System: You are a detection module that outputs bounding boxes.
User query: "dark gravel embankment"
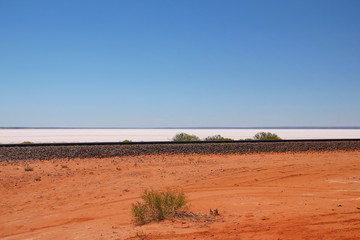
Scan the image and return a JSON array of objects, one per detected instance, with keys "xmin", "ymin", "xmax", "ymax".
[
  {"xmin": 0, "ymin": 140, "xmax": 360, "ymax": 161},
  {"xmin": 1, "ymin": 140, "xmax": 360, "ymax": 161}
]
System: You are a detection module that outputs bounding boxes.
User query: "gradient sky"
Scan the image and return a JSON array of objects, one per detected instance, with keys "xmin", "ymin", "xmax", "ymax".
[{"xmin": 1, "ymin": 0, "xmax": 359, "ymax": 127}]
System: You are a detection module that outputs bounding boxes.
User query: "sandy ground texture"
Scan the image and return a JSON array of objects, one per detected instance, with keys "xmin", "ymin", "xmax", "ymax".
[{"xmin": 1, "ymin": 151, "xmax": 360, "ymax": 240}]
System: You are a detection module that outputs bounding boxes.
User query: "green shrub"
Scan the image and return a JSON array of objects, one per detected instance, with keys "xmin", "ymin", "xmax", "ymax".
[
  {"xmin": 131, "ymin": 189, "xmax": 187, "ymax": 225},
  {"xmin": 132, "ymin": 202, "xmax": 148, "ymax": 225},
  {"xmin": 204, "ymin": 135, "xmax": 234, "ymax": 141},
  {"xmin": 22, "ymin": 141, "xmax": 33, "ymax": 144},
  {"xmin": 253, "ymin": 132, "xmax": 282, "ymax": 140},
  {"xmin": 122, "ymin": 140, "xmax": 132, "ymax": 142},
  {"xmin": 172, "ymin": 133, "xmax": 200, "ymax": 142}
]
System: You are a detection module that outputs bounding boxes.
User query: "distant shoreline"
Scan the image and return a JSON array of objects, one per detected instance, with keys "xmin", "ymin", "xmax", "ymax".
[{"xmin": 1, "ymin": 128, "xmax": 359, "ymax": 144}]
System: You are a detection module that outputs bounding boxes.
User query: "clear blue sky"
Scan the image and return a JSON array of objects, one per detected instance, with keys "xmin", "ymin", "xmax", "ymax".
[{"xmin": 1, "ymin": 0, "xmax": 359, "ymax": 127}]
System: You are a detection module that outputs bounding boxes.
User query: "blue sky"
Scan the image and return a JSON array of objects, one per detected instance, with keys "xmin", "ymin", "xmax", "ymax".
[{"xmin": 1, "ymin": 0, "xmax": 359, "ymax": 127}]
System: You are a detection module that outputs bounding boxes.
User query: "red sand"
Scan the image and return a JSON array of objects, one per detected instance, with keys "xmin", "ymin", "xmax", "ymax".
[{"xmin": 1, "ymin": 151, "xmax": 360, "ymax": 239}]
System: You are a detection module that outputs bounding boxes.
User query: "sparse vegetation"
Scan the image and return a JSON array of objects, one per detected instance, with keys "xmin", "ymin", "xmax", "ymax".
[
  {"xmin": 123, "ymin": 140, "xmax": 132, "ymax": 142},
  {"xmin": 22, "ymin": 141, "xmax": 33, "ymax": 144},
  {"xmin": 131, "ymin": 189, "xmax": 187, "ymax": 225},
  {"xmin": 24, "ymin": 167, "xmax": 33, "ymax": 171},
  {"xmin": 172, "ymin": 133, "xmax": 200, "ymax": 142},
  {"xmin": 61, "ymin": 164, "xmax": 68, "ymax": 168},
  {"xmin": 209, "ymin": 208, "xmax": 220, "ymax": 216},
  {"xmin": 253, "ymin": 132, "xmax": 282, "ymax": 140},
  {"xmin": 204, "ymin": 135, "xmax": 234, "ymax": 141},
  {"xmin": 135, "ymin": 230, "xmax": 147, "ymax": 240},
  {"xmin": 239, "ymin": 132, "xmax": 282, "ymax": 141}
]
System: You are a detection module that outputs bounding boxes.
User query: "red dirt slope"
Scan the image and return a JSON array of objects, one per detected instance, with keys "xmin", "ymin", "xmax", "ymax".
[{"xmin": 1, "ymin": 151, "xmax": 360, "ymax": 239}]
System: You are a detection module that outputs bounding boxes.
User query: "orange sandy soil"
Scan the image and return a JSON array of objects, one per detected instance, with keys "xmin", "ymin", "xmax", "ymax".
[{"xmin": 1, "ymin": 151, "xmax": 360, "ymax": 240}]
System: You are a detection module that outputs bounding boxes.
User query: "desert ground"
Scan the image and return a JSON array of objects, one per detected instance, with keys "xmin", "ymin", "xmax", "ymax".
[{"xmin": 1, "ymin": 151, "xmax": 360, "ymax": 240}]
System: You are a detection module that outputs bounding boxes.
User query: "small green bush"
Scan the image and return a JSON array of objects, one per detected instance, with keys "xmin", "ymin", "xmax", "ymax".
[
  {"xmin": 22, "ymin": 141, "xmax": 33, "ymax": 144},
  {"xmin": 204, "ymin": 135, "xmax": 234, "ymax": 141},
  {"xmin": 172, "ymin": 133, "xmax": 200, "ymax": 142},
  {"xmin": 253, "ymin": 132, "xmax": 282, "ymax": 140},
  {"xmin": 122, "ymin": 140, "xmax": 132, "ymax": 142},
  {"xmin": 131, "ymin": 189, "xmax": 187, "ymax": 225},
  {"xmin": 24, "ymin": 167, "xmax": 33, "ymax": 171}
]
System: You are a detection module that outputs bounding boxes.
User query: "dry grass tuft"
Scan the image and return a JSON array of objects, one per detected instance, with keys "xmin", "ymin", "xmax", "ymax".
[{"xmin": 131, "ymin": 189, "xmax": 187, "ymax": 225}]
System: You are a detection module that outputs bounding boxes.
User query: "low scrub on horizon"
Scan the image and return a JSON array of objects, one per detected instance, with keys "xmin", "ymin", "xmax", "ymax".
[
  {"xmin": 172, "ymin": 133, "xmax": 201, "ymax": 141},
  {"xmin": 239, "ymin": 132, "xmax": 282, "ymax": 141},
  {"xmin": 253, "ymin": 132, "xmax": 282, "ymax": 140},
  {"xmin": 172, "ymin": 132, "xmax": 281, "ymax": 142}
]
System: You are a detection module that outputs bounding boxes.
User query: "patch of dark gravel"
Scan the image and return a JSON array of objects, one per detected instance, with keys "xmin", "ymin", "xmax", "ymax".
[{"xmin": 0, "ymin": 141, "xmax": 360, "ymax": 161}]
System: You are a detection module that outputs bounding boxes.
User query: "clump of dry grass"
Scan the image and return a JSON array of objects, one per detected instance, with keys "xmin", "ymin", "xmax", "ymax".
[{"xmin": 24, "ymin": 167, "xmax": 33, "ymax": 171}]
